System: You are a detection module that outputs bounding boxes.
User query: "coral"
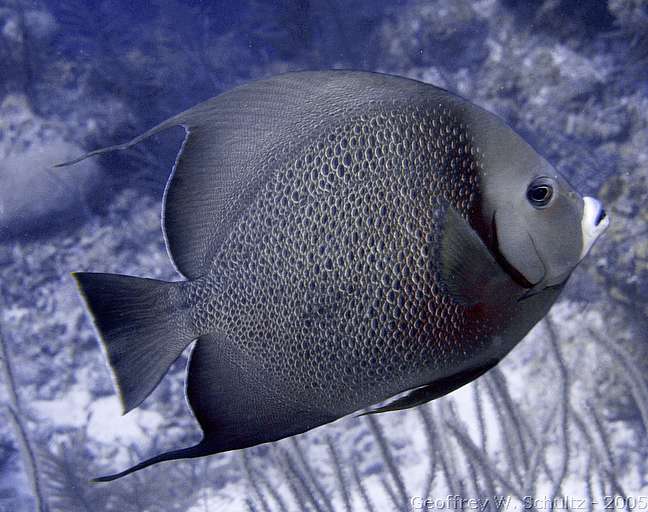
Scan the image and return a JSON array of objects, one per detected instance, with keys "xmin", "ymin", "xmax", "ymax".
[{"xmin": 0, "ymin": 94, "xmax": 102, "ymax": 236}]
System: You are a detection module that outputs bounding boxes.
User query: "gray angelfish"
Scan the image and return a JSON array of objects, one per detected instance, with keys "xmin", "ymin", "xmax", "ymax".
[{"xmin": 59, "ymin": 71, "xmax": 609, "ymax": 481}]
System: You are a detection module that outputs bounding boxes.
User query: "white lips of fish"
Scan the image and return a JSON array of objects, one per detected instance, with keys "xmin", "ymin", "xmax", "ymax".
[{"xmin": 580, "ymin": 196, "xmax": 609, "ymax": 260}]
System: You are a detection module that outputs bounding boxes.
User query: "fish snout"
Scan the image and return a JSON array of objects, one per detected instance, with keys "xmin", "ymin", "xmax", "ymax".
[{"xmin": 580, "ymin": 196, "xmax": 610, "ymax": 259}]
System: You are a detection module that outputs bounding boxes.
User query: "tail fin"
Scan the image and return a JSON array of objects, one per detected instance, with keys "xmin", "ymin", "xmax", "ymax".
[{"xmin": 73, "ymin": 272, "xmax": 194, "ymax": 413}]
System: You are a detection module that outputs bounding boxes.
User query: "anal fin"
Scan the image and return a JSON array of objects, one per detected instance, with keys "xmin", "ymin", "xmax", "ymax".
[
  {"xmin": 94, "ymin": 334, "xmax": 334, "ymax": 481},
  {"xmin": 186, "ymin": 334, "xmax": 332, "ymax": 452}
]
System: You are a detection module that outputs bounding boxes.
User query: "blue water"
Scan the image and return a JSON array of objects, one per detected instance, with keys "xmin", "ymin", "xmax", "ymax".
[{"xmin": 1, "ymin": 1, "xmax": 646, "ymax": 510}]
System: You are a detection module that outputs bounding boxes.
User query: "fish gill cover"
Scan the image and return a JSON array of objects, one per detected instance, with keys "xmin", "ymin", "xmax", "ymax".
[{"xmin": 0, "ymin": 0, "xmax": 646, "ymax": 511}]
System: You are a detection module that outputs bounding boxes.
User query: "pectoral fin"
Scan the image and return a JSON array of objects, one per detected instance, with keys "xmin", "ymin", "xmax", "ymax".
[{"xmin": 440, "ymin": 206, "xmax": 513, "ymax": 305}]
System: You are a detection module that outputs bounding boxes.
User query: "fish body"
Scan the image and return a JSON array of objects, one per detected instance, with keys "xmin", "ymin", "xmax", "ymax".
[{"xmin": 63, "ymin": 71, "xmax": 609, "ymax": 480}]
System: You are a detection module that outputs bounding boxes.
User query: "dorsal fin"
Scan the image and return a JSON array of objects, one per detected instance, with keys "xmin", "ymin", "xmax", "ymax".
[
  {"xmin": 161, "ymin": 71, "xmax": 446, "ymax": 278},
  {"xmin": 58, "ymin": 71, "xmax": 454, "ymax": 279}
]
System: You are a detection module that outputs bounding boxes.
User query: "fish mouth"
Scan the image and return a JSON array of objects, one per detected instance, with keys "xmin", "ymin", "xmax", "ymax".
[
  {"xmin": 580, "ymin": 196, "xmax": 609, "ymax": 260},
  {"xmin": 490, "ymin": 198, "xmax": 609, "ymax": 302}
]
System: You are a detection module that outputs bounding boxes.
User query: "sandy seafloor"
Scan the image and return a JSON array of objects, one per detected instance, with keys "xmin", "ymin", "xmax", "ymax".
[{"xmin": 0, "ymin": 0, "xmax": 647, "ymax": 510}]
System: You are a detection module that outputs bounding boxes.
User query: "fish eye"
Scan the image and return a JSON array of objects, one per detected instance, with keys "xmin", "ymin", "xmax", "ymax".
[{"xmin": 526, "ymin": 177, "xmax": 555, "ymax": 209}]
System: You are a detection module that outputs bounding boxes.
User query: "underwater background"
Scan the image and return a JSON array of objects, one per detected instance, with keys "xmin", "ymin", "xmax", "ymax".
[{"xmin": 0, "ymin": 0, "xmax": 647, "ymax": 510}]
